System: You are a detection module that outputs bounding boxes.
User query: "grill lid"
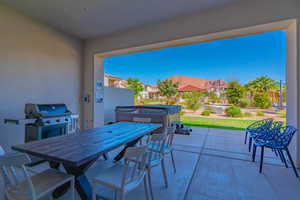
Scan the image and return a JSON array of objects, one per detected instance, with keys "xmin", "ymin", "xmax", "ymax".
[{"xmin": 25, "ymin": 103, "xmax": 71, "ymax": 119}]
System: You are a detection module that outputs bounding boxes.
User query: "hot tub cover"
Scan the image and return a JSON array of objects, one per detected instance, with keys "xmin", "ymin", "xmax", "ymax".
[{"xmin": 116, "ymin": 105, "xmax": 181, "ymax": 114}]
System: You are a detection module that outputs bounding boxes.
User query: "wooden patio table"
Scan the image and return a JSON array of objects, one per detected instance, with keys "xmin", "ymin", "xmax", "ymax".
[{"xmin": 12, "ymin": 121, "xmax": 162, "ymax": 200}]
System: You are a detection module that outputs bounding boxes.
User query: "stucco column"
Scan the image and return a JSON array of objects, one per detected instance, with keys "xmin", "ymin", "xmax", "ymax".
[{"xmin": 286, "ymin": 21, "xmax": 299, "ymax": 167}]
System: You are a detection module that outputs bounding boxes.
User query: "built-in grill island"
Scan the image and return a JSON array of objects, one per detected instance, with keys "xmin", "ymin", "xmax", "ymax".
[{"xmin": 24, "ymin": 103, "xmax": 72, "ymax": 142}]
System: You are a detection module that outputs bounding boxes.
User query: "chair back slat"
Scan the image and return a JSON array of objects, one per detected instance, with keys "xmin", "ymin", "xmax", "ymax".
[
  {"xmin": 0, "ymin": 153, "xmax": 36, "ymax": 199},
  {"xmin": 146, "ymin": 132, "xmax": 168, "ymax": 171},
  {"xmin": 273, "ymin": 125, "xmax": 297, "ymax": 148},
  {"xmin": 269, "ymin": 121, "xmax": 284, "ymax": 130},
  {"xmin": 247, "ymin": 118, "xmax": 273, "ymax": 132},
  {"xmin": 257, "ymin": 121, "xmax": 284, "ymax": 141},
  {"xmin": 166, "ymin": 126, "xmax": 176, "ymax": 148},
  {"xmin": 121, "ymin": 146, "xmax": 148, "ymax": 188}
]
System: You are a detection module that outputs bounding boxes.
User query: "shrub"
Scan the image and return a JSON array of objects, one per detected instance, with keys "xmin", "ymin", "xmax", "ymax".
[
  {"xmin": 165, "ymin": 97, "xmax": 177, "ymax": 105},
  {"xmin": 276, "ymin": 110, "xmax": 286, "ymax": 118},
  {"xmin": 225, "ymin": 106, "xmax": 242, "ymax": 117},
  {"xmin": 239, "ymin": 99, "xmax": 251, "ymax": 108},
  {"xmin": 205, "ymin": 100, "xmax": 211, "ymax": 105},
  {"xmin": 185, "ymin": 90, "xmax": 202, "ymax": 112},
  {"xmin": 256, "ymin": 111, "xmax": 265, "ymax": 117},
  {"xmin": 180, "ymin": 111, "xmax": 186, "ymax": 116},
  {"xmin": 253, "ymin": 92, "xmax": 272, "ymax": 108},
  {"xmin": 216, "ymin": 99, "xmax": 223, "ymax": 104},
  {"xmin": 243, "ymin": 112, "xmax": 253, "ymax": 117},
  {"xmin": 201, "ymin": 109, "xmax": 211, "ymax": 116},
  {"xmin": 204, "ymin": 106, "xmax": 213, "ymax": 112}
]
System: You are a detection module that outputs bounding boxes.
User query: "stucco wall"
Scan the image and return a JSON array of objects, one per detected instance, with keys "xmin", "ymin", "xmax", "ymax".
[
  {"xmin": 0, "ymin": 4, "xmax": 82, "ymax": 151},
  {"xmin": 104, "ymin": 87, "xmax": 134, "ymax": 124},
  {"xmin": 84, "ymin": 0, "xmax": 300, "ymax": 165}
]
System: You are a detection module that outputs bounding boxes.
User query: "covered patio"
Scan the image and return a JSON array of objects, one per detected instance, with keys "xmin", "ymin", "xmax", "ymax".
[{"xmin": 1, "ymin": 0, "xmax": 300, "ymax": 199}]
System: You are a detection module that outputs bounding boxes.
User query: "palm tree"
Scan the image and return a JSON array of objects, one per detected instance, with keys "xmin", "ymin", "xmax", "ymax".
[{"xmin": 245, "ymin": 76, "xmax": 276, "ymax": 93}]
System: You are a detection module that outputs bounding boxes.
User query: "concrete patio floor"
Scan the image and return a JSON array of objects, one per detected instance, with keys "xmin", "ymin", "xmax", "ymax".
[
  {"xmin": 1, "ymin": 127, "xmax": 299, "ymax": 200},
  {"xmin": 89, "ymin": 127, "xmax": 300, "ymax": 200}
]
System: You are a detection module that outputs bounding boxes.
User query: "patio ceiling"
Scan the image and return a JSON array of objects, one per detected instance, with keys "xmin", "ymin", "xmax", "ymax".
[{"xmin": 0, "ymin": 0, "xmax": 244, "ymax": 39}]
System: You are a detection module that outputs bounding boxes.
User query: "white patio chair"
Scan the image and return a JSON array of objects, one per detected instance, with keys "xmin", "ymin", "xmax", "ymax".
[
  {"xmin": 92, "ymin": 145, "xmax": 150, "ymax": 200},
  {"xmin": 0, "ymin": 152, "xmax": 75, "ymax": 200},
  {"xmin": 0, "ymin": 145, "xmax": 39, "ymax": 175},
  {"xmin": 164, "ymin": 126, "xmax": 177, "ymax": 173},
  {"xmin": 146, "ymin": 133, "xmax": 169, "ymax": 200},
  {"xmin": 147, "ymin": 126, "xmax": 177, "ymax": 174},
  {"xmin": 132, "ymin": 117, "xmax": 152, "ymax": 145}
]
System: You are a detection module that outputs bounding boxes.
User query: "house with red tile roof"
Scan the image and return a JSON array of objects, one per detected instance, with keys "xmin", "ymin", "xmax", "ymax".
[
  {"xmin": 104, "ymin": 74, "xmax": 227, "ymax": 98},
  {"xmin": 167, "ymin": 75, "xmax": 227, "ymax": 94},
  {"xmin": 104, "ymin": 73, "xmax": 128, "ymax": 88},
  {"xmin": 141, "ymin": 84, "xmax": 160, "ymax": 98}
]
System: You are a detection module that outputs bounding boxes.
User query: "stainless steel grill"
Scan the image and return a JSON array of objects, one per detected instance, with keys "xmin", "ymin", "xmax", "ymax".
[{"xmin": 24, "ymin": 103, "xmax": 72, "ymax": 142}]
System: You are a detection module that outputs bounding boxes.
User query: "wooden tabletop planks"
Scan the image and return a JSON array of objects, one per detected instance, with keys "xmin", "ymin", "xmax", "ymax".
[{"xmin": 12, "ymin": 122, "xmax": 161, "ymax": 166}]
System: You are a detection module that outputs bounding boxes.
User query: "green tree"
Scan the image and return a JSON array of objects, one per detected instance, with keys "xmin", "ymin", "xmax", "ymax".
[
  {"xmin": 157, "ymin": 79, "xmax": 178, "ymax": 104},
  {"xmin": 183, "ymin": 90, "xmax": 202, "ymax": 112},
  {"xmin": 245, "ymin": 76, "xmax": 276, "ymax": 93},
  {"xmin": 225, "ymin": 81, "xmax": 246, "ymax": 105},
  {"xmin": 127, "ymin": 77, "xmax": 144, "ymax": 100},
  {"xmin": 253, "ymin": 92, "xmax": 272, "ymax": 108},
  {"xmin": 245, "ymin": 76, "xmax": 276, "ymax": 107}
]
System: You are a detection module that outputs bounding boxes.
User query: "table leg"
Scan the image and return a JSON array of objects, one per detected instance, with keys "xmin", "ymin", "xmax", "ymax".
[
  {"xmin": 63, "ymin": 158, "xmax": 98, "ymax": 200},
  {"xmin": 113, "ymin": 136, "xmax": 142, "ymax": 161},
  {"xmin": 49, "ymin": 161, "xmax": 70, "ymax": 199},
  {"xmin": 49, "ymin": 161, "xmax": 60, "ymax": 169}
]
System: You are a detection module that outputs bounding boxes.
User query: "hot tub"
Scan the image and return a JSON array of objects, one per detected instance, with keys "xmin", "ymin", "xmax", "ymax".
[{"xmin": 115, "ymin": 105, "xmax": 181, "ymax": 131}]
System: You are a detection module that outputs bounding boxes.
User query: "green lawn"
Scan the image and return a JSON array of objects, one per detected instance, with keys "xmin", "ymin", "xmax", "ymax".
[{"xmin": 181, "ymin": 116, "xmax": 258, "ymax": 130}]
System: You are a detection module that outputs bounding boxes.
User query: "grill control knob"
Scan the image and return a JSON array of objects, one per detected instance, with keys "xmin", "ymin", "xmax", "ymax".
[
  {"xmin": 65, "ymin": 118, "xmax": 69, "ymax": 122},
  {"xmin": 46, "ymin": 120, "xmax": 51, "ymax": 124},
  {"xmin": 56, "ymin": 119, "xmax": 60, "ymax": 122}
]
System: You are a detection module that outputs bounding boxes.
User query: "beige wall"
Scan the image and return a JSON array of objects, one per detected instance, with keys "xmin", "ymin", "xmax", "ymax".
[
  {"xmin": 0, "ymin": 4, "xmax": 82, "ymax": 151},
  {"xmin": 104, "ymin": 87, "xmax": 134, "ymax": 124},
  {"xmin": 84, "ymin": 0, "xmax": 300, "ymax": 165}
]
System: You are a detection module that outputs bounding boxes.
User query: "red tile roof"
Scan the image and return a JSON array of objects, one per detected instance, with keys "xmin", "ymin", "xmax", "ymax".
[
  {"xmin": 104, "ymin": 73, "xmax": 122, "ymax": 80},
  {"xmin": 167, "ymin": 75, "xmax": 227, "ymax": 91},
  {"xmin": 146, "ymin": 84, "xmax": 157, "ymax": 88},
  {"xmin": 178, "ymin": 85, "xmax": 206, "ymax": 92}
]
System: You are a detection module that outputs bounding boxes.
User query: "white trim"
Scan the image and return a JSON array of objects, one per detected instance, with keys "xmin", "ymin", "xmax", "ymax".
[{"xmin": 95, "ymin": 19, "xmax": 295, "ymax": 58}]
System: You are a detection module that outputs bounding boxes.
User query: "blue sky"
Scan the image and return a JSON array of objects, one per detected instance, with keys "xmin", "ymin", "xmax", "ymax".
[{"xmin": 104, "ymin": 30, "xmax": 286, "ymax": 84}]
